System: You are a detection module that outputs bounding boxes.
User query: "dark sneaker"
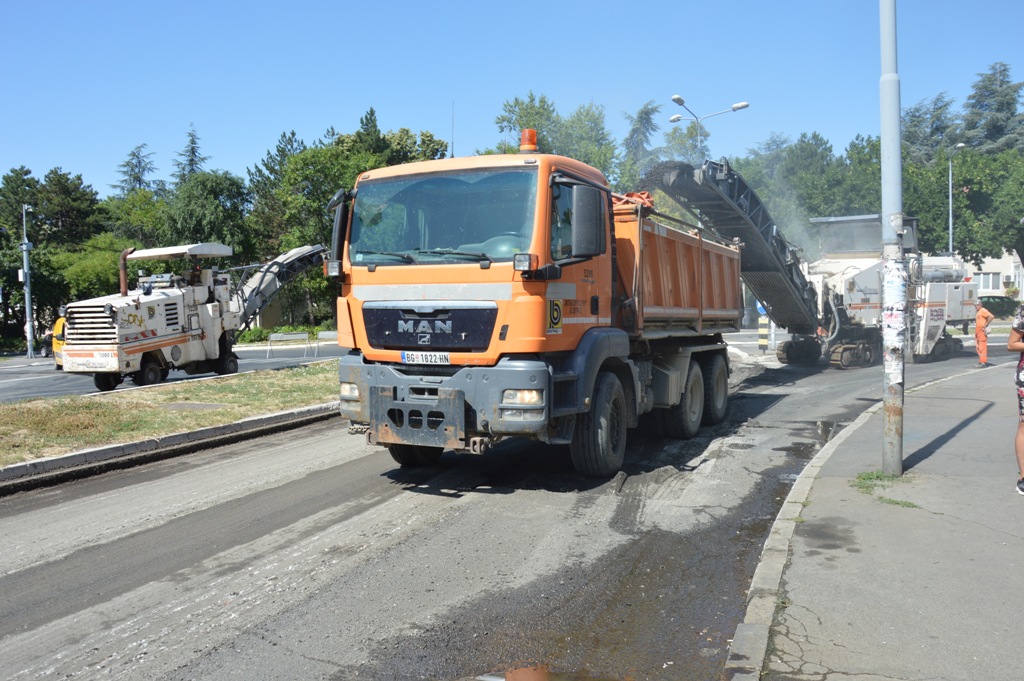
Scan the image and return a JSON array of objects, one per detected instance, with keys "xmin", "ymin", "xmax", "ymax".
[
  {"xmin": 1017, "ymin": 479, "xmax": 1024, "ymax": 496},
  {"xmin": 974, "ymin": 362, "xmax": 988, "ymax": 368}
]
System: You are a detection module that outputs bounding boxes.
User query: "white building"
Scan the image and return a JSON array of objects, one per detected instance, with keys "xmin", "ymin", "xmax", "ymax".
[{"xmin": 969, "ymin": 250, "xmax": 1022, "ymax": 297}]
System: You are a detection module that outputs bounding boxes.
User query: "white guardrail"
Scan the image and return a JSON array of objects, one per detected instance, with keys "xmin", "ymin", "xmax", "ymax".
[
  {"xmin": 264, "ymin": 330, "xmax": 340, "ymax": 358},
  {"xmin": 315, "ymin": 330, "xmax": 338, "ymax": 356},
  {"xmin": 266, "ymin": 332, "xmax": 311, "ymax": 358}
]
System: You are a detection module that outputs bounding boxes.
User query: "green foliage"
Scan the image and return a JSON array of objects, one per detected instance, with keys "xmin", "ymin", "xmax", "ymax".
[
  {"xmin": 165, "ymin": 170, "xmax": 253, "ymax": 260},
  {"xmin": 963, "ymin": 62, "xmax": 1023, "ymax": 153},
  {"xmin": 172, "ymin": 124, "xmax": 210, "ymax": 186},
  {"xmin": 494, "ymin": 91, "xmax": 561, "ymax": 154},
  {"xmin": 236, "ymin": 326, "xmax": 270, "ymax": 343},
  {"xmin": 104, "ymin": 187, "xmax": 169, "ymax": 247},
  {"xmin": 34, "ymin": 168, "xmax": 103, "ymax": 244},
  {"xmin": 49, "ymin": 232, "xmax": 140, "ymax": 303},
  {"xmin": 556, "ymin": 103, "xmax": 618, "ymax": 180},
  {"xmin": 112, "ymin": 144, "xmax": 157, "ymax": 196}
]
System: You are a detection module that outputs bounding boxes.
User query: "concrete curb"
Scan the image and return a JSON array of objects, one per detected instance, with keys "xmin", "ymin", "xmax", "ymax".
[{"xmin": 0, "ymin": 401, "xmax": 341, "ymax": 492}]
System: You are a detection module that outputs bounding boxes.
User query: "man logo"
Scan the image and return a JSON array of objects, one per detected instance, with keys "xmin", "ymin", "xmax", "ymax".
[
  {"xmin": 548, "ymin": 299, "xmax": 563, "ymax": 334},
  {"xmin": 399, "ymin": 320, "xmax": 452, "ymax": 334}
]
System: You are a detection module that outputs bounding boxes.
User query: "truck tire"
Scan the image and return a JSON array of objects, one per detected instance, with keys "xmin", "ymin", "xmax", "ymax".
[
  {"xmin": 93, "ymin": 373, "xmax": 120, "ymax": 392},
  {"xmin": 216, "ymin": 353, "xmax": 239, "ymax": 375},
  {"xmin": 133, "ymin": 357, "xmax": 163, "ymax": 386},
  {"xmin": 387, "ymin": 444, "xmax": 443, "ymax": 468},
  {"xmin": 701, "ymin": 354, "xmax": 729, "ymax": 425},
  {"xmin": 570, "ymin": 372, "xmax": 627, "ymax": 477},
  {"xmin": 662, "ymin": 361, "xmax": 704, "ymax": 439}
]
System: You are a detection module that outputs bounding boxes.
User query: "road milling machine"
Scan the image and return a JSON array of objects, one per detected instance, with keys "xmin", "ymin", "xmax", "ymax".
[{"xmin": 60, "ymin": 243, "xmax": 326, "ymax": 391}]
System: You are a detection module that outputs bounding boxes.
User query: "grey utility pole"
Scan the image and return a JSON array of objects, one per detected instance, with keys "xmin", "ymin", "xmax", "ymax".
[
  {"xmin": 21, "ymin": 204, "xmax": 35, "ymax": 359},
  {"xmin": 879, "ymin": 0, "xmax": 905, "ymax": 476}
]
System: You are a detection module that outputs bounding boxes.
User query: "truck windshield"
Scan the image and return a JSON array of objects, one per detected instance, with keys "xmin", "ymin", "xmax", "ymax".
[{"xmin": 348, "ymin": 168, "xmax": 537, "ymax": 265}]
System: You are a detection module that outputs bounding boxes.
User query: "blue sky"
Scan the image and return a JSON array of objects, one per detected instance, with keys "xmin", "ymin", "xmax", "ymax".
[{"xmin": 2, "ymin": 1, "xmax": 1020, "ymax": 199}]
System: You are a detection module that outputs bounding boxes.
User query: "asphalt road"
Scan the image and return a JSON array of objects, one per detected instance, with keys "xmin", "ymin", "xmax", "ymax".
[
  {"xmin": 0, "ymin": 338, "xmax": 1007, "ymax": 680},
  {"xmin": 0, "ymin": 342, "xmax": 348, "ymax": 402}
]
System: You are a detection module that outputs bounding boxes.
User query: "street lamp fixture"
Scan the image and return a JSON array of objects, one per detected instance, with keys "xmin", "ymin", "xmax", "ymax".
[
  {"xmin": 669, "ymin": 95, "xmax": 749, "ymax": 155},
  {"xmin": 948, "ymin": 142, "xmax": 966, "ymax": 254}
]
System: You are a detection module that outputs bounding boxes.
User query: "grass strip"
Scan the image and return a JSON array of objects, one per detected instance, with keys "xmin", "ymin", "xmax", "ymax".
[{"xmin": 0, "ymin": 360, "xmax": 338, "ymax": 467}]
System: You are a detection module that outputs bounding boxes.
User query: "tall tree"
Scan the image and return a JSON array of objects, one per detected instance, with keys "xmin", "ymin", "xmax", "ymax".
[
  {"xmin": 0, "ymin": 167, "xmax": 41, "ymax": 336},
  {"xmin": 247, "ymin": 131, "xmax": 308, "ymax": 257},
  {"xmin": 353, "ymin": 109, "xmax": 388, "ymax": 156},
  {"xmin": 901, "ymin": 93, "xmax": 960, "ymax": 164},
  {"xmin": 49, "ymin": 232, "xmax": 140, "ymax": 302},
  {"xmin": 383, "ymin": 128, "xmax": 448, "ymax": 164},
  {"xmin": 618, "ymin": 101, "xmax": 662, "ymax": 191},
  {"xmin": 494, "ymin": 92, "xmax": 560, "ymax": 153},
  {"xmin": 556, "ymin": 103, "xmax": 617, "ymax": 180},
  {"xmin": 830, "ymin": 135, "xmax": 879, "ymax": 215},
  {"xmin": 0, "ymin": 167, "xmax": 39, "ymax": 243},
  {"xmin": 165, "ymin": 171, "xmax": 253, "ymax": 259},
  {"xmin": 104, "ymin": 188, "xmax": 169, "ymax": 248},
  {"xmin": 34, "ymin": 168, "xmax": 103, "ymax": 244},
  {"xmin": 112, "ymin": 144, "xmax": 157, "ymax": 195},
  {"xmin": 172, "ymin": 124, "xmax": 211, "ymax": 186},
  {"xmin": 661, "ymin": 121, "xmax": 707, "ymax": 166},
  {"xmin": 987, "ymin": 149, "xmax": 1024, "ymax": 262},
  {"xmin": 962, "ymin": 62, "xmax": 1024, "ymax": 153}
]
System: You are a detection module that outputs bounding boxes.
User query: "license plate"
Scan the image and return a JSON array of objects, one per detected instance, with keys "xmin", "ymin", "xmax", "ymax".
[{"xmin": 401, "ymin": 351, "xmax": 450, "ymax": 365}]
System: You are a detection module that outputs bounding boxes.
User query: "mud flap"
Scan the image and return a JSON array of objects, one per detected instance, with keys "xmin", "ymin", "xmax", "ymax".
[{"xmin": 367, "ymin": 386, "xmax": 465, "ymax": 449}]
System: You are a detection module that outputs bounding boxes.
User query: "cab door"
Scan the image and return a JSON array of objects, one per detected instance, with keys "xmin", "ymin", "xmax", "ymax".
[{"xmin": 544, "ymin": 180, "xmax": 610, "ymax": 345}]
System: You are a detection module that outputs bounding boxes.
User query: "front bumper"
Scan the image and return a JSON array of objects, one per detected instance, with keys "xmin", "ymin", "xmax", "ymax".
[{"xmin": 338, "ymin": 354, "xmax": 552, "ymax": 449}]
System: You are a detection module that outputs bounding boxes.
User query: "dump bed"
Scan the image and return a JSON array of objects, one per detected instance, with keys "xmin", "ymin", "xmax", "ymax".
[{"xmin": 613, "ymin": 194, "xmax": 742, "ymax": 339}]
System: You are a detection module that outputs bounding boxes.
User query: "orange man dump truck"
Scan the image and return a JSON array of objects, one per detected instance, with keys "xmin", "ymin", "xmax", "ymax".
[{"xmin": 324, "ymin": 130, "xmax": 743, "ymax": 477}]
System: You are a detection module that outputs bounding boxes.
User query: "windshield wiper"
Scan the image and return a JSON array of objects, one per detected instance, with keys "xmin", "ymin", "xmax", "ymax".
[
  {"xmin": 354, "ymin": 250, "xmax": 418, "ymax": 263},
  {"xmin": 415, "ymin": 248, "xmax": 493, "ymax": 263}
]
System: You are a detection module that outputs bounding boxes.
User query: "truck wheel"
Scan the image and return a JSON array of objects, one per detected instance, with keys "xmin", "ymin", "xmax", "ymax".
[
  {"xmin": 133, "ymin": 358, "xmax": 163, "ymax": 386},
  {"xmin": 702, "ymin": 354, "xmax": 729, "ymax": 425},
  {"xmin": 662, "ymin": 361, "xmax": 704, "ymax": 439},
  {"xmin": 570, "ymin": 372, "xmax": 627, "ymax": 477},
  {"xmin": 216, "ymin": 353, "xmax": 239, "ymax": 375},
  {"xmin": 387, "ymin": 444, "xmax": 443, "ymax": 468},
  {"xmin": 93, "ymin": 373, "xmax": 120, "ymax": 392}
]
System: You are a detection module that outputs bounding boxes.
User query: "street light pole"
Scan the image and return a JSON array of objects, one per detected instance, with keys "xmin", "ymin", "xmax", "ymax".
[
  {"xmin": 21, "ymin": 204, "xmax": 34, "ymax": 359},
  {"xmin": 948, "ymin": 142, "xmax": 966, "ymax": 254},
  {"xmin": 669, "ymin": 95, "xmax": 749, "ymax": 158}
]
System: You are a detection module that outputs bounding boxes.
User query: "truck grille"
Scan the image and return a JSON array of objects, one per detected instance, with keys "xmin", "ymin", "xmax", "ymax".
[
  {"xmin": 362, "ymin": 305, "xmax": 498, "ymax": 352},
  {"xmin": 66, "ymin": 305, "xmax": 118, "ymax": 343}
]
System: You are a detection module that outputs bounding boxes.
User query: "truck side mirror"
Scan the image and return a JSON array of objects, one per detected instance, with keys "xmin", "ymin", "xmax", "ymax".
[
  {"xmin": 571, "ymin": 185, "xmax": 604, "ymax": 258},
  {"xmin": 326, "ymin": 188, "xmax": 352, "ymax": 278}
]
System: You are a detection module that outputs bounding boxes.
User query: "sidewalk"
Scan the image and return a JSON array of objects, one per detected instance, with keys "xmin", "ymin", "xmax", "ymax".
[{"xmin": 726, "ymin": 359, "xmax": 1024, "ymax": 680}]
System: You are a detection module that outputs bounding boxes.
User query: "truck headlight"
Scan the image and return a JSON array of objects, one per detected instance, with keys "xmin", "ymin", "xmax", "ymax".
[
  {"xmin": 502, "ymin": 389, "xmax": 542, "ymax": 405},
  {"xmin": 339, "ymin": 382, "xmax": 360, "ymax": 399}
]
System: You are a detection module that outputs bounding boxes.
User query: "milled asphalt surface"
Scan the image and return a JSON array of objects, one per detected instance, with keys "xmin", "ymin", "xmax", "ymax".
[{"xmin": 4, "ymin": 340, "xmax": 1022, "ymax": 680}]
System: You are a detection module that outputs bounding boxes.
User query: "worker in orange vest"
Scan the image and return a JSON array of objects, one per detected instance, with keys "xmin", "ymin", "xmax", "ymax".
[{"xmin": 974, "ymin": 299, "xmax": 995, "ymax": 367}]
